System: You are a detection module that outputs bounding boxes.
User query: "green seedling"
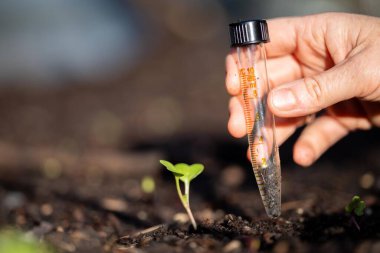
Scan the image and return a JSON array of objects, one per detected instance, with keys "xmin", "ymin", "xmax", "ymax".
[
  {"xmin": 160, "ymin": 160, "xmax": 204, "ymax": 229},
  {"xmin": 345, "ymin": 195, "xmax": 366, "ymax": 231},
  {"xmin": 0, "ymin": 228, "xmax": 53, "ymax": 253}
]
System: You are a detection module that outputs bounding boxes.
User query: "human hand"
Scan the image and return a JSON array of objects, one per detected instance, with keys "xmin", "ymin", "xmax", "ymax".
[{"xmin": 226, "ymin": 13, "xmax": 380, "ymax": 167}]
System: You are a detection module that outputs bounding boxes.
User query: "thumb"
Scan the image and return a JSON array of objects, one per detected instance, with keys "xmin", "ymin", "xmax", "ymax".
[{"xmin": 268, "ymin": 59, "xmax": 363, "ymax": 117}]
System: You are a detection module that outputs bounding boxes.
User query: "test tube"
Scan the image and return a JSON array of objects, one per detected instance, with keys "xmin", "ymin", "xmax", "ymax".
[{"xmin": 229, "ymin": 20, "xmax": 281, "ymax": 218}]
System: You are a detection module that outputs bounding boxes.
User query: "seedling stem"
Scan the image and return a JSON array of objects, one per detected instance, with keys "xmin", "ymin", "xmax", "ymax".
[{"xmin": 160, "ymin": 160, "xmax": 204, "ymax": 230}]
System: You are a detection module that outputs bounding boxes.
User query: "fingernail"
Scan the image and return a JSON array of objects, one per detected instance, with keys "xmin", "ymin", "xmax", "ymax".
[
  {"xmin": 272, "ymin": 88, "xmax": 297, "ymax": 111},
  {"xmin": 296, "ymin": 146, "xmax": 314, "ymax": 167}
]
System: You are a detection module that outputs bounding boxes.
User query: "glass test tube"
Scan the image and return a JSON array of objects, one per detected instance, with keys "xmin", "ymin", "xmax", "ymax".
[{"xmin": 229, "ymin": 20, "xmax": 281, "ymax": 218}]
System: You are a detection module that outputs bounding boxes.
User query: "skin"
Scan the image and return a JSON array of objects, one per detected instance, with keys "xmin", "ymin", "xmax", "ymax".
[{"xmin": 225, "ymin": 13, "xmax": 380, "ymax": 167}]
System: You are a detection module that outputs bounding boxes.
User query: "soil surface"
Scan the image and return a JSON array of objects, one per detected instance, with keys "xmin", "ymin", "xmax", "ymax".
[{"xmin": 0, "ymin": 2, "xmax": 380, "ymax": 253}]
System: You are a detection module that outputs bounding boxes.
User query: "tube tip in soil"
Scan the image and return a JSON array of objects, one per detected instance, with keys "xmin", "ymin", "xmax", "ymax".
[{"xmin": 266, "ymin": 209, "xmax": 281, "ymax": 219}]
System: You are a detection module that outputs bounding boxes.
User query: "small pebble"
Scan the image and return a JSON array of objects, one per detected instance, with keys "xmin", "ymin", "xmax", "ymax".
[
  {"xmin": 101, "ymin": 198, "xmax": 128, "ymax": 212},
  {"xmin": 40, "ymin": 203, "xmax": 53, "ymax": 216},
  {"xmin": 189, "ymin": 242, "xmax": 198, "ymax": 249},
  {"xmin": 16, "ymin": 215, "xmax": 26, "ymax": 225},
  {"xmin": 225, "ymin": 214, "xmax": 234, "ymax": 221},
  {"xmin": 73, "ymin": 208, "xmax": 84, "ymax": 222},
  {"xmin": 365, "ymin": 208, "xmax": 373, "ymax": 216},
  {"xmin": 296, "ymin": 208, "xmax": 304, "ymax": 215},
  {"xmin": 115, "ymin": 248, "xmax": 145, "ymax": 253},
  {"xmin": 173, "ymin": 213, "xmax": 189, "ymax": 224},
  {"xmin": 137, "ymin": 211, "xmax": 148, "ymax": 220},
  {"xmin": 97, "ymin": 231, "xmax": 107, "ymax": 238},
  {"xmin": 135, "ymin": 224, "xmax": 162, "ymax": 236},
  {"xmin": 242, "ymin": 225, "xmax": 253, "ymax": 234},
  {"xmin": 360, "ymin": 172, "xmax": 375, "ymax": 189},
  {"xmin": 223, "ymin": 240, "xmax": 242, "ymax": 253},
  {"xmin": 140, "ymin": 236, "xmax": 153, "ymax": 246},
  {"xmin": 198, "ymin": 208, "xmax": 214, "ymax": 221},
  {"xmin": 57, "ymin": 241, "xmax": 76, "ymax": 252},
  {"xmin": 163, "ymin": 235, "xmax": 177, "ymax": 243},
  {"xmin": 71, "ymin": 230, "xmax": 89, "ymax": 241},
  {"xmin": 214, "ymin": 209, "xmax": 225, "ymax": 220},
  {"xmin": 31, "ymin": 221, "xmax": 54, "ymax": 238},
  {"xmin": 3, "ymin": 192, "xmax": 25, "ymax": 210}
]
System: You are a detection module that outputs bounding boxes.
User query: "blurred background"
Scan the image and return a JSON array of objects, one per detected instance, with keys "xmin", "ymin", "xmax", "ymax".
[
  {"xmin": 0, "ymin": 0, "xmax": 378, "ymax": 151},
  {"xmin": 0, "ymin": 0, "xmax": 379, "ymax": 150},
  {"xmin": 0, "ymin": 1, "xmax": 380, "ymax": 251}
]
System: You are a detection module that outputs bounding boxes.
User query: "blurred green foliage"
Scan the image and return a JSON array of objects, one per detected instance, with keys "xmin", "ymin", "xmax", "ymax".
[{"xmin": 0, "ymin": 228, "xmax": 53, "ymax": 253}]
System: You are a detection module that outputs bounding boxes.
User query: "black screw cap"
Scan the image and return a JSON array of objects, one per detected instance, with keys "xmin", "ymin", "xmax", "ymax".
[{"xmin": 229, "ymin": 20, "xmax": 269, "ymax": 47}]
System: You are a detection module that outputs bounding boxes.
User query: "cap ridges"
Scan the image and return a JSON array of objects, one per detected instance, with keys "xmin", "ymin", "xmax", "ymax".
[{"xmin": 229, "ymin": 20, "xmax": 269, "ymax": 47}]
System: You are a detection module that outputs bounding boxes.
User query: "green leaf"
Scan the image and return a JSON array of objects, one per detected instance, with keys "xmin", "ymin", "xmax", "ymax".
[
  {"xmin": 352, "ymin": 196, "xmax": 360, "ymax": 204},
  {"xmin": 188, "ymin": 164, "xmax": 204, "ymax": 181},
  {"xmin": 345, "ymin": 195, "xmax": 366, "ymax": 216},
  {"xmin": 345, "ymin": 201, "xmax": 354, "ymax": 213},
  {"xmin": 174, "ymin": 163, "xmax": 204, "ymax": 183},
  {"xmin": 160, "ymin": 160, "xmax": 184, "ymax": 176},
  {"xmin": 174, "ymin": 163, "xmax": 191, "ymax": 176},
  {"xmin": 354, "ymin": 200, "xmax": 366, "ymax": 216}
]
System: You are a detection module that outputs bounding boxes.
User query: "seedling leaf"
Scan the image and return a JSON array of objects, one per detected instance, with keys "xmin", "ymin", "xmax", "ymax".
[
  {"xmin": 174, "ymin": 163, "xmax": 191, "ymax": 176},
  {"xmin": 160, "ymin": 160, "xmax": 184, "ymax": 176},
  {"xmin": 188, "ymin": 164, "xmax": 204, "ymax": 181},
  {"xmin": 345, "ymin": 195, "xmax": 366, "ymax": 217},
  {"xmin": 354, "ymin": 200, "xmax": 365, "ymax": 216}
]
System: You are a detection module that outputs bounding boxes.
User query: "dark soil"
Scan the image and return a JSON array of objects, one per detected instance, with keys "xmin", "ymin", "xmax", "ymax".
[
  {"xmin": 1, "ymin": 130, "xmax": 380, "ymax": 253},
  {"xmin": 0, "ymin": 2, "xmax": 380, "ymax": 253}
]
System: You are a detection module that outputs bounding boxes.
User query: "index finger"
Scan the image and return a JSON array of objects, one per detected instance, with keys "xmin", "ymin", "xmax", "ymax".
[{"xmin": 265, "ymin": 17, "xmax": 299, "ymax": 58}]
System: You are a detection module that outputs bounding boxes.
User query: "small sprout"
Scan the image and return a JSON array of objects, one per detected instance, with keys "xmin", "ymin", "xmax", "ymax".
[
  {"xmin": 141, "ymin": 176, "xmax": 155, "ymax": 194},
  {"xmin": 345, "ymin": 195, "xmax": 366, "ymax": 216},
  {"xmin": 160, "ymin": 160, "xmax": 204, "ymax": 229},
  {"xmin": 345, "ymin": 195, "xmax": 366, "ymax": 231}
]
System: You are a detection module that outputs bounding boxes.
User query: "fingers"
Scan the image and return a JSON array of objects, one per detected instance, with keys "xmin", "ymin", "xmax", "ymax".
[
  {"xmin": 228, "ymin": 96, "xmax": 303, "ymax": 144},
  {"xmin": 275, "ymin": 116, "xmax": 304, "ymax": 146},
  {"xmin": 226, "ymin": 54, "xmax": 302, "ymax": 96},
  {"xmin": 225, "ymin": 53, "xmax": 240, "ymax": 96},
  {"xmin": 267, "ymin": 55, "xmax": 302, "ymax": 88},
  {"xmin": 265, "ymin": 17, "xmax": 299, "ymax": 58},
  {"xmin": 293, "ymin": 114, "xmax": 349, "ymax": 167},
  {"xmin": 246, "ymin": 117, "xmax": 300, "ymax": 161},
  {"xmin": 228, "ymin": 97, "xmax": 246, "ymax": 138},
  {"xmin": 268, "ymin": 56, "xmax": 365, "ymax": 118}
]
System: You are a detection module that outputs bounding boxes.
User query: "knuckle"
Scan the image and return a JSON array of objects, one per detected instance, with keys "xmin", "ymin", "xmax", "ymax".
[{"xmin": 303, "ymin": 77, "xmax": 324, "ymax": 108}]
